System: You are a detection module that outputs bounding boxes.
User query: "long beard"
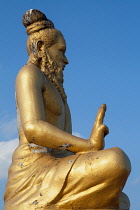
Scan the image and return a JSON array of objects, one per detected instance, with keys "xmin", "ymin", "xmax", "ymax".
[{"xmin": 41, "ymin": 51, "xmax": 67, "ymax": 102}]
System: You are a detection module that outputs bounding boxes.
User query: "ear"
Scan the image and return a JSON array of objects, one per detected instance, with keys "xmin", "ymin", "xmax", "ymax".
[{"xmin": 37, "ymin": 41, "xmax": 43, "ymax": 54}]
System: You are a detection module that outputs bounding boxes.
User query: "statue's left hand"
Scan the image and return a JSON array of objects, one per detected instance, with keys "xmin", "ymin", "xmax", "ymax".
[{"xmin": 89, "ymin": 104, "xmax": 109, "ymax": 151}]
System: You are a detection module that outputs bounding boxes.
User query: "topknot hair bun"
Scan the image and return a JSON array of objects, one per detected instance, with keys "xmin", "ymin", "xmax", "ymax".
[{"xmin": 22, "ymin": 9, "xmax": 48, "ymax": 28}]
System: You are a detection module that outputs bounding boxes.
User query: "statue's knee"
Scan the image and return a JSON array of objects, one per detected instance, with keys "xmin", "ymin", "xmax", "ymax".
[
  {"xmin": 111, "ymin": 147, "xmax": 131, "ymax": 170},
  {"xmin": 106, "ymin": 147, "xmax": 131, "ymax": 180}
]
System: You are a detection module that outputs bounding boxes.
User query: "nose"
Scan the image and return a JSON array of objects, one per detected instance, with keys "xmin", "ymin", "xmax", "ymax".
[{"xmin": 64, "ymin": 55, "xmax": 69, "ymax": 65}]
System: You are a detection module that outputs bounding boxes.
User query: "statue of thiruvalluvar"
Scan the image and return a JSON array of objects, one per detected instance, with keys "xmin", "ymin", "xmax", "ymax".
[{"xmin": 4, "ymin": 9, "xmax": 131, "ymax": 210}]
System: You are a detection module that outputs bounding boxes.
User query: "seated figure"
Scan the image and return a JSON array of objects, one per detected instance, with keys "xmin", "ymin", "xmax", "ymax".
[{"xmin": 4, "ymin": 9, "xmax": 131, "ymax": 210}]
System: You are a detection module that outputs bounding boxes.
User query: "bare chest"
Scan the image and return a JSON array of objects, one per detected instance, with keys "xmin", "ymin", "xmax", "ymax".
[{"xmin": 42, "ymin": 79, "xmax": 65, "ymax": 129}]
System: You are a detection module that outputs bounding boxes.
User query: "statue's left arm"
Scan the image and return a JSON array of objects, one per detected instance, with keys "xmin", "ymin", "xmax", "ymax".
[{"xmin": 16, "ymin": 65, "xmax": 108, "ymax": 153}]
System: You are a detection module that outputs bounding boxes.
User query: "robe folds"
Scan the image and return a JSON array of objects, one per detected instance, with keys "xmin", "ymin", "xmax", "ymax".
[{"xmin": 4, "ymin": 142, "xmax": 130, "ymax": 209}]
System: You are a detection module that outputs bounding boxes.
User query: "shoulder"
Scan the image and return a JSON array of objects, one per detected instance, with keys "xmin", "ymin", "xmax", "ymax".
[
  {"xmin": 16, "ymin": 64, "xmax": 45, "ymax": 85},
  {"xmin": 17, "ymin": 64, "xmax": 43, "ymax": 79}
]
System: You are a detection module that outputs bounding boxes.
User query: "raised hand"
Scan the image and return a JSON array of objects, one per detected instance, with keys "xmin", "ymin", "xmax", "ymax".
[{"xmin": 89, "ymin": 104, "xmax": 109, "ymax": 151}]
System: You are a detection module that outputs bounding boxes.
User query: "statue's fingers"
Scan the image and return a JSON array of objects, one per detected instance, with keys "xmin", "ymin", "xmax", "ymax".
[
  {"xmin": 94, "ymin": 104, "xmax": 106, "ymax": 126},
  {"xmin": 98, "ymin": 124, "xmax": 109, "ymax": 135},
  {"xmin": 104, "ymin": 125, "xmax": 109, "ymax": 136}
]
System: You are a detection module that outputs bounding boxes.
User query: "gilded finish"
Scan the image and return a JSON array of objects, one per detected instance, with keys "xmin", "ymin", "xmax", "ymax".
[{"xmin": 4, "ymin": 9, "xmax": 131, "ymax": 210}]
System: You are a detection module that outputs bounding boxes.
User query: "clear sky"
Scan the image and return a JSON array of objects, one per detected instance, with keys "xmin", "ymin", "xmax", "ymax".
[{"xmin": 0, "ymin": 0, "xmax": 140, "ymax": 209}]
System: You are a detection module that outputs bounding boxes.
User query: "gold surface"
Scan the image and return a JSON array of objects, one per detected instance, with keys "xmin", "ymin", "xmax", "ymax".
[{"xmin": 4, "ymin": 9, "xmax": 131, "ymax": 210}]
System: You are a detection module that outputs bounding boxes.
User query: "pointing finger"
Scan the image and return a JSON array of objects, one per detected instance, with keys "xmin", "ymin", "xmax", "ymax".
[{"xmin": 94, "ymin": 104, "xmax": 106, "ymax": 126}]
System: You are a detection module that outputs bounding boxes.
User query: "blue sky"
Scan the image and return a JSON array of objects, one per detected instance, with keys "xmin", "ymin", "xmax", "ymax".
[{"xmin": 0, "ymin": 1, "xmax": 140, "ymax": 209}]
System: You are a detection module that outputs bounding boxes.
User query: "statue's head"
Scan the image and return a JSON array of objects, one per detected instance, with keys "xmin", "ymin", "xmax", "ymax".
[
  {"xmin": 22, "ymin": 9, "xmax": 68, "ymax": 101},
  {"xmin": 22, "ymin": 9, "xmax": 68, "ymax": 75}
]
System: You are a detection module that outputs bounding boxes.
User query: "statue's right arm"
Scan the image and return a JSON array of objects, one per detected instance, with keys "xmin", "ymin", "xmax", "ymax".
[{"xmin": 16, "ymin": 65, "xmax": 107, "ymax": 153}]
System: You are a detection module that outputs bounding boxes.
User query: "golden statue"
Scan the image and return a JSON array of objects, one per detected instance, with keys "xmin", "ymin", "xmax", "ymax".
[{"xmin": 4, "ymin": 9, "xmax": 131, "ymax": 210}]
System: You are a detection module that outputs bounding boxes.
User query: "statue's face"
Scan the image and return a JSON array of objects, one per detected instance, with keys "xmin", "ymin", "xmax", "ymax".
[{"xmin": 47, "ymin": 34, "xmax": 69, "ymax": 71}]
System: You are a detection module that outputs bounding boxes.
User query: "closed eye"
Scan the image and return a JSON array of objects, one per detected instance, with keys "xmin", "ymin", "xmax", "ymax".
[{"xmin": 59, "ymin": 46, "xmax": 66, "ymax": 53}]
